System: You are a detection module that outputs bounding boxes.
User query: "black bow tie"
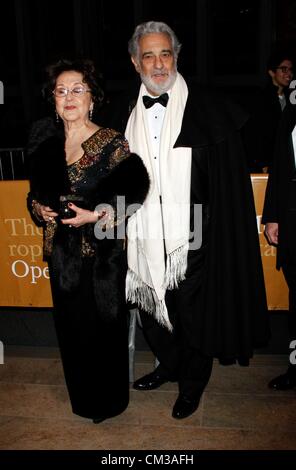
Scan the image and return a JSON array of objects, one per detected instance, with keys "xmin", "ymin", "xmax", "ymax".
[{"xmin": 142, "ymin": 93, "xmax": 169, "ymax": 109}]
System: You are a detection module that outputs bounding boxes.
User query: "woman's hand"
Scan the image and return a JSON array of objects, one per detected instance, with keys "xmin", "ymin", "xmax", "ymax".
[
  {"xmin": 32, "ymin": 200, "xmax": 58, "ymax": 222},
  {"xmin": 61, "ymin": 203, "xmax": 106, "ymax": 228}
]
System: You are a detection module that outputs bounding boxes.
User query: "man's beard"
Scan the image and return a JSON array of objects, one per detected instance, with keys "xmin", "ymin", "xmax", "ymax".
[{"xmin": 140, "ymin": 68, "xmax": 177, "ymax": 96}]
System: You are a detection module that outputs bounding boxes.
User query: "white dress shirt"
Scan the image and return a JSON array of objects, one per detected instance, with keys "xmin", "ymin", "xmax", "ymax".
[
  {"xmin": 292, "ymin": 125, "xmax": 296, "ymax": 168},
  {"xmin": 144, "ymin": 92, "xmax": 169, "ymax": 194}
]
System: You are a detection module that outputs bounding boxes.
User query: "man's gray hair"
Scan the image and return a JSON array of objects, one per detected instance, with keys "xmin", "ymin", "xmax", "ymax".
[{"xmin": 128, "ymin": 21, "xmax": 182, "ymax": 61}]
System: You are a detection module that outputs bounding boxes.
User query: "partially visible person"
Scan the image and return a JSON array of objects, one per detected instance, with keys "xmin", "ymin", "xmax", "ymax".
[
  {"xmin": 27, "ymin": 59, "xmax": 150, "ymax": 423},
  {"xmin": 123, "ymin": 21, "xmax": 269, "ymax": 420},
  {"xmin": 262, "ymin": 101, "xmax": 296, "ymax": 390},
  {"xmin": 243, "ymin": 50, "xmax": 294, "ymax": 173}
]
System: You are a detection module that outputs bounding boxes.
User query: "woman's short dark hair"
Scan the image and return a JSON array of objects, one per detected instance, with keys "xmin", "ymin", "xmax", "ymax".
[{"xmin": 42, "ymin": 58, "xmax": 104, "ymax": 105}]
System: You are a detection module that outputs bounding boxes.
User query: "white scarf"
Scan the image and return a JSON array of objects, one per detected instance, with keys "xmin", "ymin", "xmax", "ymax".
[{"xmin": 125, "ymin": 73, "xmax": 192, "ymax": 331}]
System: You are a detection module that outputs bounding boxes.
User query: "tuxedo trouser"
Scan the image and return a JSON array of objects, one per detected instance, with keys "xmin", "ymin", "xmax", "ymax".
[
  {"xmin": 139, "ymin": 242, "xmax": 213, "ymax": 398},
  {"xmin": 282, "ymin": 201, "xmax": 296, "ymax": 374}
]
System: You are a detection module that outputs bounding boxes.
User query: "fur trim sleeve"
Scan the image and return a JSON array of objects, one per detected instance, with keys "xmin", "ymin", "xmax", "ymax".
[
  {"xmin": 27, "ymin": 134, "xmax": 70, "ymax": 212},
  {"xmin": 93, "ymin": 152, "xmax": 150, "ymax": 232},
  {"xmin": 95, "ymin": 152, "xmax": 150, "ymax": 208}
]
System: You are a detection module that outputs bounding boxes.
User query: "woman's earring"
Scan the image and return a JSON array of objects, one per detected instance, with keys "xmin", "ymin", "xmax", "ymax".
[
  {"xmin": 89, "ymin": 108, "xmax": 93, "ymax": 121},
  {"xmin": 55, "ymin": 111, "xmax": 59, "ymax": 123}
]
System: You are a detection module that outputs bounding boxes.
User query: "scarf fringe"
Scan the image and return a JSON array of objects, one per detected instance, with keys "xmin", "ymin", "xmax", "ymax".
[
  {"xmin": 126, "ymin": 269, "xmax": 173, "ymax": 331},
  {"xmin": 164, "ymin": 243, "xmax": 189, "ymax": 290}
]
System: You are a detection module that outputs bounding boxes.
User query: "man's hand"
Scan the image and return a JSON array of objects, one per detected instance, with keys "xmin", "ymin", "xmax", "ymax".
[{"xmin": 264, "ymin": 222, "xmax": 279, "ymax": 245}]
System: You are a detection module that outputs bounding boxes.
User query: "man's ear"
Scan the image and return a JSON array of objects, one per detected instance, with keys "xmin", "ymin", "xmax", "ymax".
[
  {"xmin": 268, "ymin": 69, "xmax": 275, "ymax": 80},
  {"xmin": 131, "ymin": 56, "xmax": 141, "ymax": 73}
]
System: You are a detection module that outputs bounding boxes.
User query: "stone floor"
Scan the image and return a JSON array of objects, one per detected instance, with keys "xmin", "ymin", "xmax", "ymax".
[{"xmin": 0, "ymin": 347, "xmax": 295, "ymax": 450}]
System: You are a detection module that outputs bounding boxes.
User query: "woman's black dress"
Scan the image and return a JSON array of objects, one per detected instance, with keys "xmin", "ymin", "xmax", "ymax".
[{"xmin": 28, "ymin": 127, "xmax": 149, "ymax": 420}]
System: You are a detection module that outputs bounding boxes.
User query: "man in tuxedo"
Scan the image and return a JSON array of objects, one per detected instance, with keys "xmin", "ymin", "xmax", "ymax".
[
  {"xmin": 243, "ymin": 50, "xmax": 294, "ymax": 173},
  {"xmin": 263, "ymin": 101, "xmax": 296, "ymax": 390},
  {"xmin": 124, "ymin": 21, "xmax": 269, "ymax": 419}
]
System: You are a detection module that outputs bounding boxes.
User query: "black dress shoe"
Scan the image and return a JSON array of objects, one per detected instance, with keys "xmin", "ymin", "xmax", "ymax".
[
  {"xmin": 92, "ymin": 417, "xmax": 106, "ymax": 424},
  {"xmin": 172, "ymin": 394, "xmax": 201, "ymax": 419},
  {"xmin": 268, "ymin": 370, "xmax": 296, "ymax": 390},
  {"xmin": 133, "ymin": 371, "xmax": 168, "ymax": 390}
]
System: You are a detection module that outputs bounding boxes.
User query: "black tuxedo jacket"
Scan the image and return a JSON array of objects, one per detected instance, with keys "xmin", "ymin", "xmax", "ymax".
[{"xmin": 262, "ymin": 104, "xmax": 296, "ymax": 268}]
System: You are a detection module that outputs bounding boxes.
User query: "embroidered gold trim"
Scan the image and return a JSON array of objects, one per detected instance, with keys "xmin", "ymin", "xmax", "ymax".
[{"xmin": 43, "ymin": 219, "xmax": 58, "ymax": 257}]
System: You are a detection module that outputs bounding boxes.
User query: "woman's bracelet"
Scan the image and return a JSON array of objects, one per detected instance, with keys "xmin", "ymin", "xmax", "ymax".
[{"xmin": 31, "ymin": 199, "xmax": 44, "ymax": 223}]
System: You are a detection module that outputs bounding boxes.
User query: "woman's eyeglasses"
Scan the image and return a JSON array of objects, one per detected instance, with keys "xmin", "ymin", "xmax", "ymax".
[{"xmin": 53, "ymin": 86, "xmax": 91, "ymax": 97}]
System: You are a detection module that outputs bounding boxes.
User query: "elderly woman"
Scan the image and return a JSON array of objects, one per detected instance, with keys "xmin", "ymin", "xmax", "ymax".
[{"xmin": 27, "ymin": 59, "xmax": 149, "ymax": 423}]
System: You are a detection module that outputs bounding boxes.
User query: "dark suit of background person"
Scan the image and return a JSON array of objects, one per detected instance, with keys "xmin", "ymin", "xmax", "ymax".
[
  {"xmin": 27, "ymin": 59, "xmax": 150, "ymax": 423},
  {"xmin": 118, "ymin": 21, "xmax": 270, "ymax": 420},
  {"xmin": 243, "ymin": 51, "xmax": 294, "ymax": 173},
  {"xmin": 262, "ymin": 101, "xmax": 296, "ymax": 390}
]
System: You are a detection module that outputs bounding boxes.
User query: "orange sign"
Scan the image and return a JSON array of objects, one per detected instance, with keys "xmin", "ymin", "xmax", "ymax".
[
  {"xmin": 0, "ymin": 178, "xmax": 289, "ymax": 309},
  {"xmin": 0, "ymin": 180, "xmax": 53, "ymax": 307},
  {"xmin": 251, "ymin": 174, "xmax": 288, "ymax": 309}
]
